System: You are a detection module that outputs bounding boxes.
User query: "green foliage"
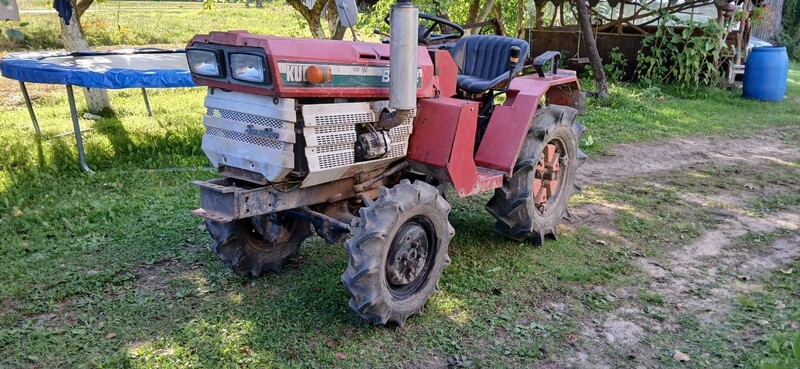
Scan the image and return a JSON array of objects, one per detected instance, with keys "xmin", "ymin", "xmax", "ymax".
[
  {"xmin": 202, "ymin": 0, "xmax": 215, "ymax": 10},
  {"xmin": 359, "ymin": 0, "xmax": 529, "ymax": 38},
  {"xmin": 1, "ymin": 3, "xmax": 308, "ymax": 51},
  {"xmin": 636, "ymin": 14, "xmax": 726, "ymax": 86},
  {"xmin": 0, "ymin": 21, "xmax": 29, "ymax": 49},
  {"xmin": 776, "ymin": 0, "xmax": 800, "ymax": 60},
  {"xmin": 603, "ymin": 47, "xmax": 629, "ymax": 82}
]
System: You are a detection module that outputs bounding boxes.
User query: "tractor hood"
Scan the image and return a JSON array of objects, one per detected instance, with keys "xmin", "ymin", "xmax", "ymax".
[{"xmin": 187, "ymin": 30, "xmax": 437, "ymax": 99}]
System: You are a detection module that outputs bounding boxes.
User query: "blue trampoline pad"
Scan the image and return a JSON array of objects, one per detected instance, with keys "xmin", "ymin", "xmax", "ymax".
[{"xmin": 0, "ymin": 49, "xmax": 196, "ymax": 89}]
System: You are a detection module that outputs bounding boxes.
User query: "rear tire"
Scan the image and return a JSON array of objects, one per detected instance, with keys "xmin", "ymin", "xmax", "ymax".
[
  {"xmin": 342, "ymin": 180, "xmax": 454, "ymax": 326},
  {"xmin": 205, "ymin": 213, "xmax": 312, "ymax": 276},
  {"xmin": 486, "ymin": 105, "xmax": 586, "ymax": 244}
]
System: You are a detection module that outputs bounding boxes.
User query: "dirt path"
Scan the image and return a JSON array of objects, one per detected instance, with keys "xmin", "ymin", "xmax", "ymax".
[
  {"xmin": 578, "ymin": 127, "xmax": 800, "ymax": 184},
  {"xmin": 560, "ymin": 126, "xmax": 800, "ymax": 368}
]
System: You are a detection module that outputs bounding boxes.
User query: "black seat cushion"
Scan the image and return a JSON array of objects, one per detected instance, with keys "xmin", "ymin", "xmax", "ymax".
[{"xmin": 449, "ymin": 35, "xmax": 531, "ymax": 94}]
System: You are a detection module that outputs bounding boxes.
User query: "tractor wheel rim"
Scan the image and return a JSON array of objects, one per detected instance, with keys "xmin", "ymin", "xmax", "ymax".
[
  {"xmin": 386, "ymin": 216, "xmax": 437, "ymax": 299},
  {"xmin": 533, "ymin": 139, "xmax": 566, "ymax": 215}
]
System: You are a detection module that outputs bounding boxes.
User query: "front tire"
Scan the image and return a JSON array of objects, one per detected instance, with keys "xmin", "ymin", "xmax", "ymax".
[
  {"xmin": 486, "ymin": 105, "xmax": 586, "ymax": 244},
  {"xmin": 342, "ymin": 180, "xmax": 454, "ymax": 326},
  {"xmin": 205, "ymin": 213, "xmax": 312, "ymax": 276}
]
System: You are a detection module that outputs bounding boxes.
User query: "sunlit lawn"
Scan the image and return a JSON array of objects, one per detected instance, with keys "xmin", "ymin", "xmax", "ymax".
[{"xmin": 0, "ymin": 3, "xmax": 799, "ymax": 366}]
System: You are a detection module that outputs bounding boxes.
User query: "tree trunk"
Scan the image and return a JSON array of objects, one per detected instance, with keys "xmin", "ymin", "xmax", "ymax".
[
  {"xmin": 467, "ymin": 0, "xmax": 496, "ymax": 35},
  {"xmin": 575, "ymin": 0, "xmax": 608, "ymax": 98},
  {"xmin": 325, "ymin": 0, "xmax": 347, "ymax": 40},
  {"xmin": 60, "ymin": 8, "xmax": 110, "ymax": 113},
  {"xmin": 287, "ymin": 0, "xmax": 330, "ymax": 39},
  {"xmin": 535, "ymin": 3, "xmax": 543, "ymax": 29},
  {"xmin": 467, "ymin": 0, "xmax": 480, "ymax": 24},
  {"xmin": 491, "ymin": 2, "xmax": 505, "ymax": 35},
  {"xmin": 515, "ymin": 0, "xmax": 524, "ymax": 37}
]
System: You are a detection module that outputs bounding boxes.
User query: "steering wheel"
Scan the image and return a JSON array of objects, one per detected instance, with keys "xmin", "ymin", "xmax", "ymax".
[{"xmin": 384, "ymin": 13, "xmax": 465, "ymax": 45}]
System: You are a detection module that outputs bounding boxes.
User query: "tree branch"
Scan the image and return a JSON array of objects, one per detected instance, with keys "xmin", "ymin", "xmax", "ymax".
[{"xmin": 75, "ymin": 0, "xmax": 94, "ymax": 19}]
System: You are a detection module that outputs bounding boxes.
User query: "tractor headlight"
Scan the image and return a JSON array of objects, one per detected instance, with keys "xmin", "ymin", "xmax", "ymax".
[
  {"xmin": 187, "ymin": 48, "xmax": 224, "ymax": 78},
  {"xmin": 230, "ymin": 53, "xmax": 267, "ymax": 83}
]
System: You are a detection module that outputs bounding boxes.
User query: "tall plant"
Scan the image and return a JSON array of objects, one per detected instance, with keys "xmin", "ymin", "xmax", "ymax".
[{"xmin": 636, "ymin": 14, "xmax": 727, "ymax": 86}]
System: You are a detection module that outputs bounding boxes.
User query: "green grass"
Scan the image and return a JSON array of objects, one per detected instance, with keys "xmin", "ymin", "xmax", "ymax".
[
  {"xmin": 579, "ymin": 62, "xmax": 800, "ymax": 153},
  {"xmin": 5, "ymin": 2, "xmax": 309, "ymax": 50},
  {"xmin": 0, "ymin": 103, "xmax": 794, "ymax": 367},
  {"xmin": 0, "ymin": 6, "xmax": 799, "ymax": 366}
]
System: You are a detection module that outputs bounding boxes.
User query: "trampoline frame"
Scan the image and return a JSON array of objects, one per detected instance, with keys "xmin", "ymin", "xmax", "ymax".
[
  {"xmin": 19, "ymin": 82, "xmax": 154, "ymax": 173},
  {"xmin": 2, "ymin": 48, "xmax": 194, "ymax": 173}
]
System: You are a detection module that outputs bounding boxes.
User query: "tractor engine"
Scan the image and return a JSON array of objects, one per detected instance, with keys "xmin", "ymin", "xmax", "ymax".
[{"xmin": 185, "ymin": 7, "xmax": 445, "ymax": 188}]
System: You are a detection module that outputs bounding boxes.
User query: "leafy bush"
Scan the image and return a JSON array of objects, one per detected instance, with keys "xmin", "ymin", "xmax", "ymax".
[
  {"xmin": 636, "ymin": 14, "xmax": 727, "ymax": 86},
  {"xmin": 604, "ymin": 47, "xmax": 629, "ymax": 82},
  {"xmin": 776, "ymin": 0, "xmax": 800, "ymax": 60}
]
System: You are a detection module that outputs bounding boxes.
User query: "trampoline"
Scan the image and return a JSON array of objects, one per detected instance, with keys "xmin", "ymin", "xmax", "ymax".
[{"xmin": 0, "ymin": 48, "xmax": 196, "ymax": 173}]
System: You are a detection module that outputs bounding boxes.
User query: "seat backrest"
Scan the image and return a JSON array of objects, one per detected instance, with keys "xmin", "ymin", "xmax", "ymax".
[{"xmin": 450, "ymin": 35, "xmax": 530, "ymax": 81}]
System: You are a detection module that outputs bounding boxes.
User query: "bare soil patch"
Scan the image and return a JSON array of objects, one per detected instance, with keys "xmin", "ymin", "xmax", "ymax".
[
  {"xmin": 561, "ymin": 126, "xmax": 800, "ymax": 368},
  {"xmin": 579, "ymin": 126, "xmax": 800, "ymax": 184}
]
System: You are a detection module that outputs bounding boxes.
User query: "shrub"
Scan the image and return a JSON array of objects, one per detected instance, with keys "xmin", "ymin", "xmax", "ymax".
[{"xmin": 636, "ymin": 13, "xmax": 727, "ymax": 86}]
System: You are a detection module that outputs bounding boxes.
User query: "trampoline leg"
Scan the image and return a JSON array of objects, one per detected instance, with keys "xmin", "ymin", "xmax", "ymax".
[
  {"xmin": 66, "ymin": 85, "xmax": 95, "ymax": 174},
  {"xmin": 142, "ymin": 88, "xmax": 153, "ymax": 116},
  {"xmin": 20, "ymin": 81, "xmax": 42, "ymax": 137}
]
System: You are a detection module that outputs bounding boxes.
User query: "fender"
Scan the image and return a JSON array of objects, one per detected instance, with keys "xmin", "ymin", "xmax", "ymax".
[{"xmin": 407, "ymin": 71, "xmax": 582, "ymax": 197}]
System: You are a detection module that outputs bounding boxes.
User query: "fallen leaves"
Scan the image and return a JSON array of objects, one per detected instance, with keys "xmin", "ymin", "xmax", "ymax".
[
  {"xmin": 105, "ymin": 332, "xmax": 116, "ymax": 339},
  {"xmin": 780, "ymin": 268, "xmax": 794, "ymax": 275},
  {"xmin": 672, "ymin": 350, "xmax": 691, "ymax": 362},
  {"xmin": 334, "ymin": 352, "xmax": 346, "ymax": 360}
]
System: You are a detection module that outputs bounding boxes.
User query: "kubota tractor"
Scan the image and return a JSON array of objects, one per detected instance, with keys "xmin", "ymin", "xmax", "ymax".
[{"xmin": 186, "ymin": 0, "xmax": 586, "ymax": 326}]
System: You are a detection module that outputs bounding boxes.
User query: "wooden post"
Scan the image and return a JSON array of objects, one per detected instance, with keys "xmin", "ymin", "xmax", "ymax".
[{"xmin": 576, "ymin": 0, "xmax": 608, "ymax": 98}]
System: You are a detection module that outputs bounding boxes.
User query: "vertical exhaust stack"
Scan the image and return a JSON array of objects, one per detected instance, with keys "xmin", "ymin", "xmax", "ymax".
[{"xmin": 380, "ymin": 0, "xmax": 418, "ymax": 129}]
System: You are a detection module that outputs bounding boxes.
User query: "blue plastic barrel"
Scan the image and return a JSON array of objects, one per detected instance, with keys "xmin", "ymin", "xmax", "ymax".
[{"xmin": 743, "ymin": 46, "xmax": 789, "ymax": 101}]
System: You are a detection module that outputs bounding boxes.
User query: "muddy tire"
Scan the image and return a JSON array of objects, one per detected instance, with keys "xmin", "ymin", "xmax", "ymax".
[
  {"xmin": 485, "ymin": 105, "xmax": 586, "ymax": 244},
  {"xmin": 205, "ymin": 213, "xmax": 312, "ymax": 276},
  {"xmin": 342, "ymin": 180, "xmax": 454, "ymax": 326}
]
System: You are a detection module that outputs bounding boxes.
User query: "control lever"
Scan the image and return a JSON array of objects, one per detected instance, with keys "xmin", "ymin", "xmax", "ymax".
[
  {"xmin": 374, "ymin": 29, "xmax": 390, "ymax": 38},
  {"xmin": 505, "ymin": 46, "xmax": 522, "ymax": 91}
]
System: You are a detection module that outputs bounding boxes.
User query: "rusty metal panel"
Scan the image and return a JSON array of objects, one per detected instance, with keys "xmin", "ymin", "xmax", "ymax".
[
  {"xmin": 406, "ymin": 97, "xmax": 501, "ymax": 197},
  {"xmin": 474, "ymin": 73, "xmax": 579, "ymax": 174},
  {"xmin": 445, "ymin": 102, "xmax": 481, "ymax": 197},
  {"xmin": 192, "ymin": 177, "xmax": 361, "ymax": 221},
  {"xmin": 431, "ymin": 50, "xmax": 459, "ymax": 98},
  {"xmin": 407, "ymin": 97, "xmax": 473, "ymax": 169}
]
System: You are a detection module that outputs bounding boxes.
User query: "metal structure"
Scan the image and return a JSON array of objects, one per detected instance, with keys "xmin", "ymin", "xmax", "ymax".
[
  {"xmin": 0, "ymin": 49, "xmax": 196, "ymax": 172},
  {"xmin": 527, "ymin": 0, "xmax": 763, "ymax": 78},
  {"xmin": 187, "ymin": 0, "xmax": 587, "ymax": 326}
]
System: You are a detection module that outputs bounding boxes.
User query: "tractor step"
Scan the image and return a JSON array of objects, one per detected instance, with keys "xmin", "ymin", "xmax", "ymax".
[
  {"xmin": 192, "ymin": 208, "xmax": 234, "ymax": 223},
  {"xmin": 472, "ymin": 167, "xmax": 505, "ymax": 195}
]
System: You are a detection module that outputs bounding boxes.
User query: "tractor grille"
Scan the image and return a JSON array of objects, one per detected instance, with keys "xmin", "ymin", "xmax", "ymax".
[
  {"xmin": 206, "ymin": 108, "xmax": 285, "ymax": 129},
  {"xmin": 306, "ymin": 112, "xmax": 375, "ymax": 126},
  {"xmin": 205, "ymin": 126, "xmax": 285, "ymax": 150},
  {"xmin": 201, "ymin": 90, "xmax": 296, "ymax": 183},
  {"xmin": 301, "ymin": 102, "xmax": 414, "ymax": 187}
]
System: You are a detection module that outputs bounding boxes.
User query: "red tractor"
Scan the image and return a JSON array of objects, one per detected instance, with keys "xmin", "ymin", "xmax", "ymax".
[{"xmin": 186, "ymin": 0, "xmax": 586, "ymax": 326}]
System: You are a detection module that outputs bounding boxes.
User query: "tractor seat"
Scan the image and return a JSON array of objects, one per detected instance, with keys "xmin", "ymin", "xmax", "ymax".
[{"xmin": 450, "ymin": 35, "xmax": 530, "ymax": 94}]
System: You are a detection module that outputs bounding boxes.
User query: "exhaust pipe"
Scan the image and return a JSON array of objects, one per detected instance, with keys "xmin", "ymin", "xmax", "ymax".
[{"xmin": 379, "ymin": 0, "xmax": 418, "ymax": 129}]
